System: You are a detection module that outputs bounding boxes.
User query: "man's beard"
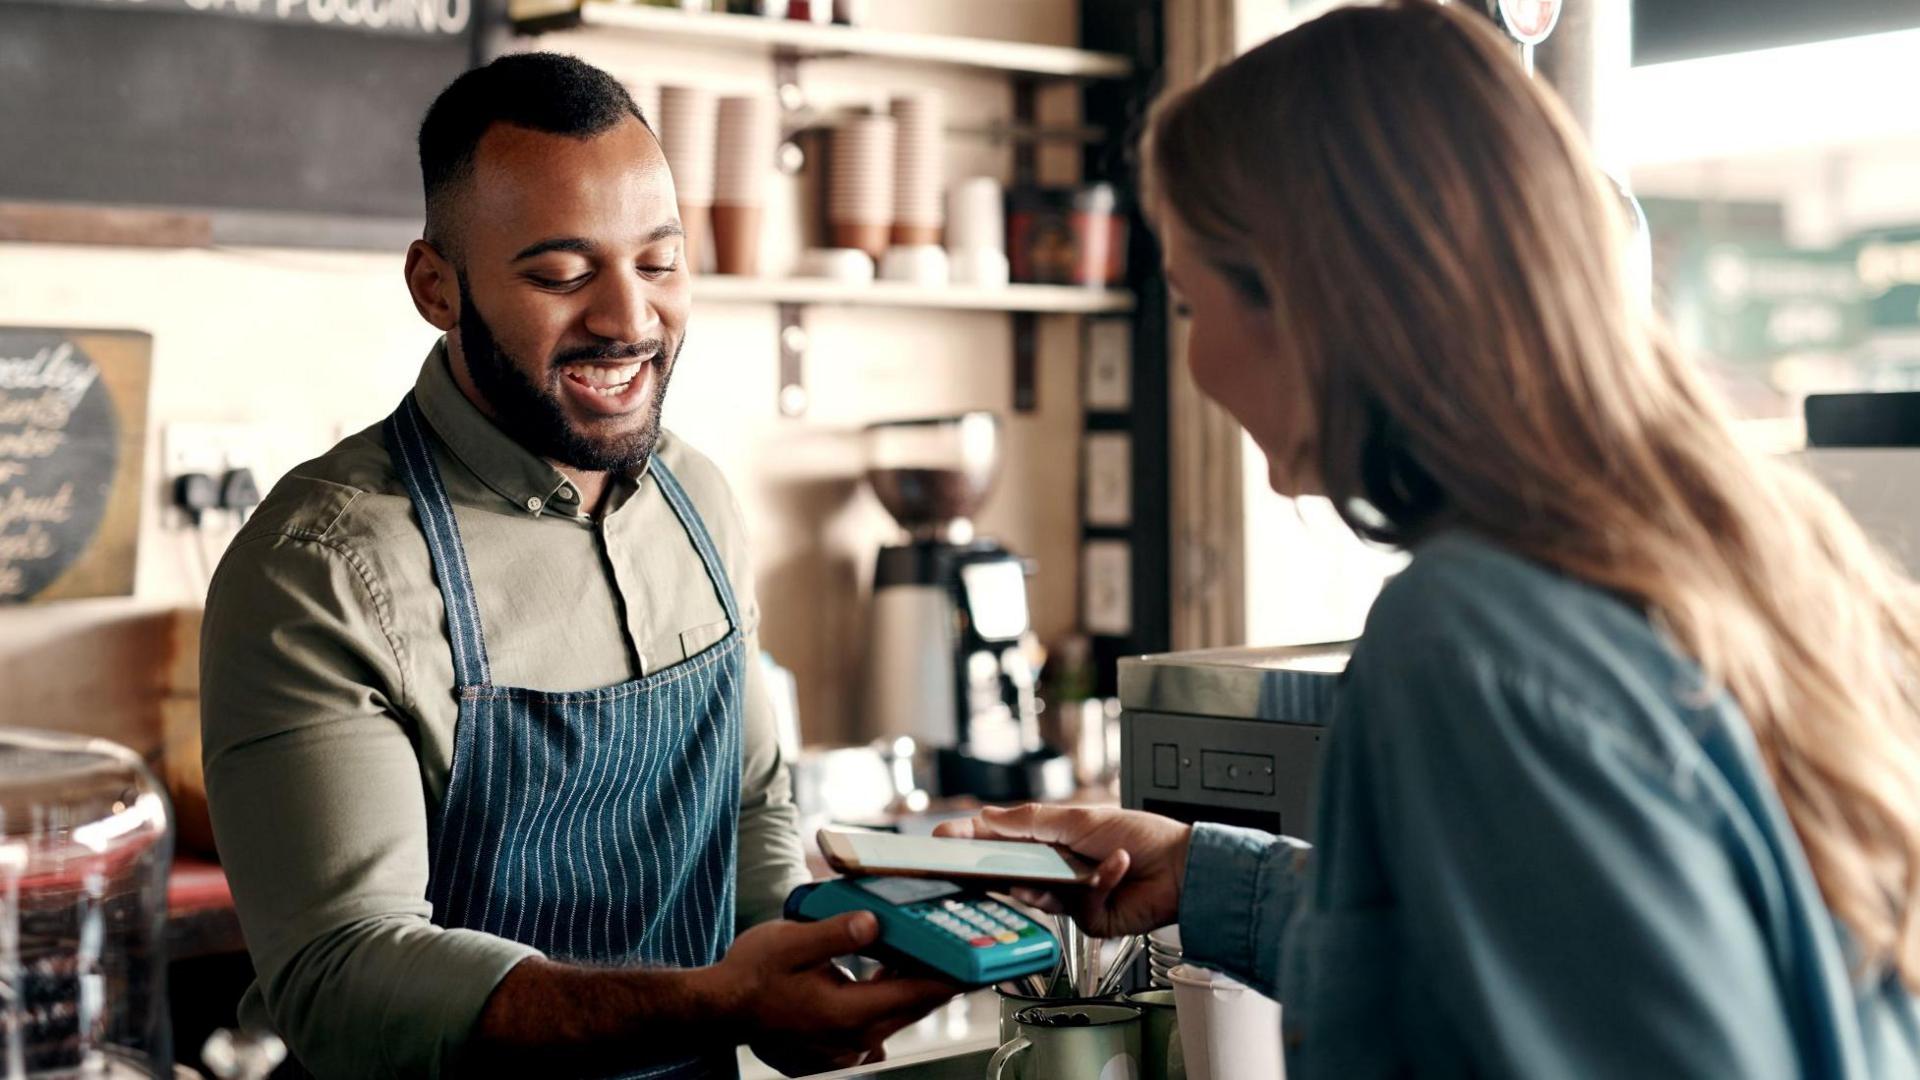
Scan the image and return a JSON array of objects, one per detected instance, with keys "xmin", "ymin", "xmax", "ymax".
[{"xmin": 456, "ymin": 274, "xmax": 678, "ymax": 474}]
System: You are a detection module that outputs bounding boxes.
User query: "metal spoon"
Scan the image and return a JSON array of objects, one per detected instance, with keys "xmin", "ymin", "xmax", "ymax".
[{"xmin": 1096, "ymin": 934, "xmax": 1145, "ymax": 997}]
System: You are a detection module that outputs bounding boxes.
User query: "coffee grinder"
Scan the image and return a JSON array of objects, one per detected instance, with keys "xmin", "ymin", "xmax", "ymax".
[{"xmin": 860, "ymin": 414, "xmax": 1075, "ymax": 801}]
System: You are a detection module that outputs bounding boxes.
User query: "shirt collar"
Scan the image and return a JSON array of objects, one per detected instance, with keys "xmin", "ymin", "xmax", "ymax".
[{"xmin": 412, "ymin": 339, "xmax": 582, "ymax": 518}]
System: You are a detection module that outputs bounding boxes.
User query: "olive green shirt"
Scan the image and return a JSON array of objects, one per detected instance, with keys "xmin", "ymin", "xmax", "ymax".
[{"xmin": 200, "ymin": 342, "xmax": 810, "ymax": 1079}]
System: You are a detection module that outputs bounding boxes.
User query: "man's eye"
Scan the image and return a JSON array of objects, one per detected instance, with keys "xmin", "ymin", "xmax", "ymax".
[
  {"xmin": 529, "ymin": 274, "xmax": 590, "ymax": 290},
  {"xmin": 639, "ymin": 262, "xmax": 679, "ymax": 279}
]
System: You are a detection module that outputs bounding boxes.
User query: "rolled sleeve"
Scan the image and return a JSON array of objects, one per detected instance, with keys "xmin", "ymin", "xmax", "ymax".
[
  {"xmin": 1179, "ymin": 823, "xmax": 1311, "ymax": 997},
  {"xmin": 203, "ymin": 526, "xmax": 536, "ymax": 1079}
]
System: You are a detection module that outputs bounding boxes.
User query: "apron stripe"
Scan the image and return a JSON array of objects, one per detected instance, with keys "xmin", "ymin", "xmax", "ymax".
[
  {"xmin": 388, "ymin": 394, "xmax": 744, "ymax": 1079},
  {"xmin": 387, "ymin": 399, "xmax": 493, "ymax": 688}
]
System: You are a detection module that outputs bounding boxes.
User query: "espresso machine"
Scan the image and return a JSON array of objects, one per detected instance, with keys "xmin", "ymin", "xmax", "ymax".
[
  {"xmin": 1118, "ymin": 643, "xmax": 1349, "ymax": 835},
  {"xmin": 860, "ymin": 414, "xmax": 1075, "ymax": 801}
]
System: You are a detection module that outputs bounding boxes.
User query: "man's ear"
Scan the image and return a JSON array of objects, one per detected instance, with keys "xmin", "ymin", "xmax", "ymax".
[{"xmin": 404, "ymin": 239, "xmax": 459, "ymax": 332}]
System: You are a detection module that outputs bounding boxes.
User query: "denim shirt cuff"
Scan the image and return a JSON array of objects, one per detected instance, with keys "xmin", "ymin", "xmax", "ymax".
[{"xmin": 1178, "ymin": 822, "xmax": 1275, "ymax": 973}]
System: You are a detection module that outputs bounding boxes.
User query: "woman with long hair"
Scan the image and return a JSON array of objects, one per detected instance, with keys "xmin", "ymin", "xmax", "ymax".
[{"xmin": 942, "ymin": 2, "xmax": 1920, "ymax": 1074}]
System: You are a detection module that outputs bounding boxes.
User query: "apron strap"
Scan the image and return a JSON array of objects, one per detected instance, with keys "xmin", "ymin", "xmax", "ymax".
[
  {"xmin": 385, "ymin": 393, "xmax": 494, "ymax": 689},
  {"xmin": 651, "ymin": 459, "xmax": 745, "ymax": 633}
]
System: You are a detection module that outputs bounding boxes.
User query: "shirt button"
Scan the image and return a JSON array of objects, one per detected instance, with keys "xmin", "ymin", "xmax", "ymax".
[
  {"xmin": 525, "ymin": 496, "xmax": 543, "ymax": 513},
  {"xmin": 559, "ymin": 485, "xmax": 576, "ymax": 501}
]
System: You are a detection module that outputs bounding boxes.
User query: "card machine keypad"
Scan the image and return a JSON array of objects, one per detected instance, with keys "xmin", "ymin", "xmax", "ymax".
[{"xmin": 784, "ymin": 877, "xmax": 1059, "ymax": 987}]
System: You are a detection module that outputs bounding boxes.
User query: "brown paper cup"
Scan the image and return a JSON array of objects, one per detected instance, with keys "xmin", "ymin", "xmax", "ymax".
[
  {"xmin": 890, "ymin": 223, "xmax": 942, "ymax": 247},
  {"xmin": 831, "ymin": 221, "xmax": 890, "ymax": 261},
  {"xmin": 680, "ymin": 201, "xmax": 711, "ymax": 273},
  {"xmin": 712, "ymin": 203, "xmax": 763, "ymax": 277}
]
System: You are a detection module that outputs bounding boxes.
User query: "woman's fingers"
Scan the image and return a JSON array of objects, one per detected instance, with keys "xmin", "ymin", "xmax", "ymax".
[{"xmin": 931, "ymin": 818, "xmax": 975, "ymax": 839}]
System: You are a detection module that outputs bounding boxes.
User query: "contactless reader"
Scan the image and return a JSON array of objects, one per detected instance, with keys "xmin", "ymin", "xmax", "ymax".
[{"xmin": 784, "ymin": 877, "xmax": 1059, "ymax": 987}]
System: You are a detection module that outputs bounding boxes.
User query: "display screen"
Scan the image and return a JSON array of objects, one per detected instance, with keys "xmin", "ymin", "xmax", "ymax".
[
  {"xmin": 858, "ymin": 877, "xmax": 963, "ymax": 905},
  {"xmin": 843, "ymin": 832, "xmax": 1082, "ymax": 882}
]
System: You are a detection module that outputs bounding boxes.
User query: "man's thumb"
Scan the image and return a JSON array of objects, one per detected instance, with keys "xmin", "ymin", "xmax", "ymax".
[{"xmin": 781, "ymin": 911, "xmax": 879, "ymax": 968}]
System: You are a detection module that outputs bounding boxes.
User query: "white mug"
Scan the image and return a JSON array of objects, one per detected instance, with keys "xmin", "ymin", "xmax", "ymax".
[
  {"xmin": 991, "ymin": 1002, "xmax": 1142, "ymax": 1080},
  {"xmin": 947, "ymin": 247, "xmax": 1010, "ymax": 288},
  {"xmin": 878, "ymin": 245, "xmax": 950, "ymax": 287}
]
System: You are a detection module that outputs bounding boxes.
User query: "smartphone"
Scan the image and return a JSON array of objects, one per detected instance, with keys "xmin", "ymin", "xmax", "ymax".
[{"xmin": 816, "ymin": 827, "xmax": 1097, "ymax": 887}]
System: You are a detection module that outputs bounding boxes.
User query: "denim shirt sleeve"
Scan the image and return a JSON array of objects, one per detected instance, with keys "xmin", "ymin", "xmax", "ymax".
[{"xmin": 1177, "ymin": 823, "xmax": 1309, "ymax": 997}]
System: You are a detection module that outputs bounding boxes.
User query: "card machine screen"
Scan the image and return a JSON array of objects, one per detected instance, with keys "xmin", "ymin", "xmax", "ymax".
[{"xmin": 858, "ymin": 877, "xmax": 962, "ymax": 905}]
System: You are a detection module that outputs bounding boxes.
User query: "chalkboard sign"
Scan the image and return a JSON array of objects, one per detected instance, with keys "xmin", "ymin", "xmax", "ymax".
[
  {"xmin": 0, "ymin": 3, "xmax": 474, "ymax": 221},
  {"xmin": 0, "ymin": 329, "xmax": 151, "ymax": 604}
]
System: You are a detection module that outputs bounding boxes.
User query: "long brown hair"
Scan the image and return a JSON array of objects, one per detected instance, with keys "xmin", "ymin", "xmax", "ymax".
[{"xmin": 1149, "ymin": 0, "xmax": 1920, "ymax": 987}]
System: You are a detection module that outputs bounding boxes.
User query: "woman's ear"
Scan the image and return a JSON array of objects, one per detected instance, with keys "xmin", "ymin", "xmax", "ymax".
[{"xmin": 404, "ymin": 240, "xmax": 458, "ymax": 332}]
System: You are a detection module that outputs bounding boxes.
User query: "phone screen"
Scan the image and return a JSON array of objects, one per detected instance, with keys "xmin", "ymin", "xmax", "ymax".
[{"xmin": 840, "ymin": 831, "xmax": 1083, "ymax": 882}]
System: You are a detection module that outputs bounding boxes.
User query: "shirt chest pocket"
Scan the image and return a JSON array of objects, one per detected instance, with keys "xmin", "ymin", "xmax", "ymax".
[{"xmin": 677, "ymin": 619, "xmax": 732, "ymax": 661}]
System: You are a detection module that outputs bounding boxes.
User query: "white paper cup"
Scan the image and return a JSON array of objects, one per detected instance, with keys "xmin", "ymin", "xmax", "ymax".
[
  {"xmin": 830, "ymin": 115, "xmax": 895, "ymax": 225},
  {"xmin": 659, "ymin": 85, "xmax": 717, "ymax": 204},
  {"xmin": 890, "ymin": 92, "xmax": 944, "ymax": 228},
  {"xmin": 623, "ymin": 81, "xmax": 661, "ymax": 134},
  {"xmin": 947, "ymin": 175, "xmax": 1005, "ymax": 254},
  {"xmin": 714, "ymin": 95, "xmax": 776, "ymax": 206},
  {"xmin": 1168, "ymin": 963, "xmax": 1283, "ymax": 1080}
]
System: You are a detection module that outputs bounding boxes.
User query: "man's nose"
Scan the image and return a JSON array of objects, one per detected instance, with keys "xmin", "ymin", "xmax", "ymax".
[{"xmin": 582, "ymin": 269, "xmax": 658, "ymax": 344}]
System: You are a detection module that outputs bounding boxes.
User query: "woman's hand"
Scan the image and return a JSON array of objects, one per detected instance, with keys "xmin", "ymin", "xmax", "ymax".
[{"xmin": 935, "ymin": 804, "xmax": 1192, "ymax": 938}]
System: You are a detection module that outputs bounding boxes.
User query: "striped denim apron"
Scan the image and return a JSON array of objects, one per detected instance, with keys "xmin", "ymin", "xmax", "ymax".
[{"xmin": 386, "ymin": 395, "xmax": 743, "ymax": 1079}]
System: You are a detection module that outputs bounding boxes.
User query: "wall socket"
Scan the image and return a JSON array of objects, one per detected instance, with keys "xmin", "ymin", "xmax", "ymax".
[{"xmin": 163, "ymin": 420, "xmax": 342, "ymax": 524}]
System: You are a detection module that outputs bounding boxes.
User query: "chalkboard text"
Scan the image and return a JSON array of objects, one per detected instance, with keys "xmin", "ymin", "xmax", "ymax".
[{"xmin": 25, "ymin": 0, "xmax": 472, "ymax": 37}]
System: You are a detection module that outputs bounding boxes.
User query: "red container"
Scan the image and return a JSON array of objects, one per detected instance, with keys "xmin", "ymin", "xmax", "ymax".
[{"xmin": 1007, "ymin": 184, "xmax": 1127, "ymax": 287}]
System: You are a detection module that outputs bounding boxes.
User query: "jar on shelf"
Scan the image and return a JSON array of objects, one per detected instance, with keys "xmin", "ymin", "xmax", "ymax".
[{"xmin": 1007, "ymin": 183, "xmax": 1129, "ymax": 288}]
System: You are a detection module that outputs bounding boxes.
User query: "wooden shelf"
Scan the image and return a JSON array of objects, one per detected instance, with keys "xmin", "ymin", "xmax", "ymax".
[
  {"xmin": 696, "ymin": 275, "xmax": 1134, "ymax": 314},
  {"xmin": 515, "ymin": 2, "xmax": 1133, "ymax": 80}
]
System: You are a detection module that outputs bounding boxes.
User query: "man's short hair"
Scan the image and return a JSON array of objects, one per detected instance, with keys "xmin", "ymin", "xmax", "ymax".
[{"xmin": 418, "ymin": 52, "xmax": 648, "ymax": 257}]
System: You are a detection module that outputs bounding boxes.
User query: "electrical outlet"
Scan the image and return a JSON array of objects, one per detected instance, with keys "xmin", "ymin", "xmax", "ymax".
[{"xmin": 163, "ymin": 420, "xmax": 343, "ymax": 525}]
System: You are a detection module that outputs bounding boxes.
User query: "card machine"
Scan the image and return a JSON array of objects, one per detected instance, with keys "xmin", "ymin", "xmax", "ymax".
[{"xmin": 784, "ymin": 877, "xmax": 1059, "ymax": 987}]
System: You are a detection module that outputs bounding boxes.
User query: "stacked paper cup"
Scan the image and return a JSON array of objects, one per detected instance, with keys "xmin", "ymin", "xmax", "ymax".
[
  {"xmin": 713, "ymin": 95, "xmax": 775, "ymax": 276},
  {"xmin": 829, "ymin": 113, "xmax": 895, "ymax": 262},
  {"xmin": 624, "ymin": 81, "xmax": 661, "ymax": 135},
  {"xmin": 888, "ymin": 92, "xmax": 944, "ymax": 247},
  {"xmin": 659, "ymin": 86, "xmax": 718, "ymax": 269}
]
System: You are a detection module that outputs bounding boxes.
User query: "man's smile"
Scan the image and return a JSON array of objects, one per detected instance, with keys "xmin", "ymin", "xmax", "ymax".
[{"xmin": 557, "ymin": 356, "xmax": 660, "ymax": 416}]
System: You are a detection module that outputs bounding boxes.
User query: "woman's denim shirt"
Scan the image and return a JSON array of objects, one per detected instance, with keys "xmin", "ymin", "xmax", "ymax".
[{"xmin": 1179, "ymin": 533, "xmax": 1920, "ymax": 1078}]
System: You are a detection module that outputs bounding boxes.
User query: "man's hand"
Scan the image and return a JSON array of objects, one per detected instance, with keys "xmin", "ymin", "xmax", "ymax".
[
  {"xmin": 935, "ymin": 804, "xmax": 1192, "ymax": 939},
  {"xmin": 703, "ymin": 914, "xmax": 960, "ymax": 1076}
]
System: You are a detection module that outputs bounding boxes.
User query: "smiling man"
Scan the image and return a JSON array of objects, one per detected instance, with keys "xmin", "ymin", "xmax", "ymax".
[{"xmin": 200, "ymin": 54, "xmax": 956, "ymax": 1079}]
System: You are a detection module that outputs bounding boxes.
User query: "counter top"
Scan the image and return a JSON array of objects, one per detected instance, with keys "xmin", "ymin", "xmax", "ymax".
[
  {"xmin": 167, "ymin": 854, "xmax": 246, "ymax": 961},
  {"xmin": 738, "ymin": 990, "xmax": 1000, "ymax": 1080}
]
